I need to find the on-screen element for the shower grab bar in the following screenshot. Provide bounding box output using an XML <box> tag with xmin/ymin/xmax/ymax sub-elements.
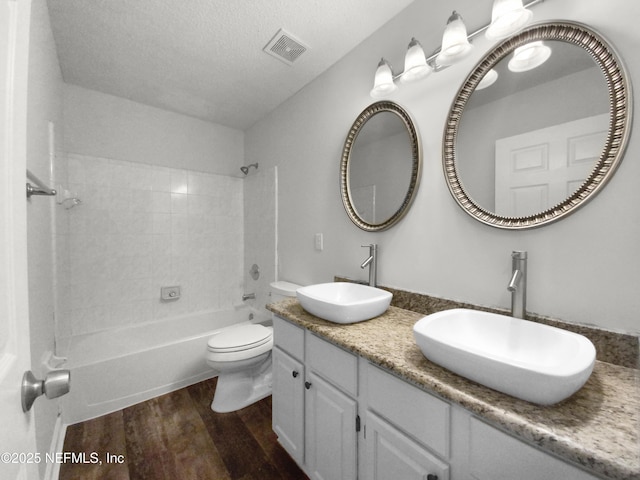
<box><xmin>26</xmin><ymin>169</ymin><xmax>56</xmax><ymax>198</ymax></box>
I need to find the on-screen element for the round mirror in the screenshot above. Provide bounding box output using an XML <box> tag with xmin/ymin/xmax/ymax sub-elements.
<box><xmin>341</xmin><ymin>101</ymin><xmax>421</xmax><ymax>231</ymax></box>
<box><xmin>443</xmin><ymin>22</ymin><xmax>632</xmax><ymax>229</ymax></box>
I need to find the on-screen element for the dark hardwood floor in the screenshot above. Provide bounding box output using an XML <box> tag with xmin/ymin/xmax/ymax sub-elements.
<box><xmin>60</xmin><ymin>378</ymin><xmax>309</xmax><ymax>480</ymax></box>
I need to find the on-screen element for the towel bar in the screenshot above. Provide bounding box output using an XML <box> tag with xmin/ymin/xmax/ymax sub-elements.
<box><xmin>26</xmin><ymin>169</ymin><xmax>56</xmax><ymax>198</ymax></box>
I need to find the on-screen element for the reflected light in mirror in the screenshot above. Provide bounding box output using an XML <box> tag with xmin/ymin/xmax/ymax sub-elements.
<box><xmin>486</xmin><ymin>0</ymin><xmax>533</xmax><ymax>40</ymax></box>
<box><xmin>476</xmin><ymin>69</ymin><xmax>499</xmax><ymax>90</ymax></box>
<box><xmin>436</xmin><ymin>11</ymin><xmax>473</xmax><ymax>66</ymax></box>
<box><xmin>508</xmin><ymin>41</ymin><xmax>552</xmax><ymax>72</ymax></box>
<box><xmin>370</xmin><ymin>58</ymin><xmax>397</xmax><ymax>98</ymax></box>
<box><xmin>399</xmin><ymin>38</ymin><xmax>432</xmax><ymax>84</ymax></box>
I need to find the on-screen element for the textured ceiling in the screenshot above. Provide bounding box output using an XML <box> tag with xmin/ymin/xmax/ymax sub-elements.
<box><xmin>46</xmin><ymin>0</ymin><xmax>415</xmax><ymax>130</ymax></box>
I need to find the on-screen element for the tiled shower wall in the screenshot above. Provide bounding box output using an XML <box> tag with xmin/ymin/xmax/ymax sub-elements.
<box><xmin>55</xmin><ymin>153</ymin><xmax>244</xmax><ymax>339</ymax></box>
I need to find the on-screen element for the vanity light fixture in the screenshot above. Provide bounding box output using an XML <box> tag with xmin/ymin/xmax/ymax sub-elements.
<box><xmin>486</xmin><ymin>0</ymin><xmax>534</xmax><ymax>40</ymax></box>
<box><xmin>436</xmin><ymin>11</ymin><xmax>473</xmax><ymax>66</ymax></box>
<box><xmin>370</xmin><ymin>58</ymin><xmax>398</xmax><ymax>98</ymax></box>
<box><xmin>508</xmin><ymin>40</ymin><xmax>552</xmax><ymax>72</ymax></box>
<box><xmin>399</xmin><ymin>38</ymin><xmax>433</xmax><ymax>84</ymax></box>
<box><xmin>368</xmin><ymin>0</ymin><xmax>543</xmax><ymax>98</ymax></box>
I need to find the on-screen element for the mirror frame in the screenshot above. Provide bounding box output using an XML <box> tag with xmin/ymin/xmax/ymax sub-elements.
<box><xmin>341</xmin><ymin>101</ymin><xmax>422</xmax><ymax>231</ymax></box>
<box><xmin>443</xmin><ymin>21</ymin><xmax>632</xmax><ymax>229</ymax></box>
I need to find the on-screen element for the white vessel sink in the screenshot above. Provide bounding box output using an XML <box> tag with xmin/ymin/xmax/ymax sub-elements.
<box><xmin>413</xmin><ymin>308</ymin><xmax>596</xmax><ymax>405</ymax></box>
<box><xmin>296</xmin><ymin>282</ymin><xmax>392</xmax><ymax>324</ymax></box>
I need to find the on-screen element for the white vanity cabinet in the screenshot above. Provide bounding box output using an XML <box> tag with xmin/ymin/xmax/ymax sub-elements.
<box><xmin>273</xmin><ymin>317</ymin><xmax>358</xmax><ymax>480</ymax></box>
<box><xmin>272</xmin><ymin>316</ymin><xmax>599</xmax><ymax>480</ymax></box>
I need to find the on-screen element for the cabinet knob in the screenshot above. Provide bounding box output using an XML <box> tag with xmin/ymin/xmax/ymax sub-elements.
<box><xmin>426</xmin><ymin>475</ymin><xmax>438</xmax><ymax>480</ymax></box>
<box><xmin>292</xmin><ymin>371</ymin><xmax>299</xmax><ymax>378</ymax></box>
<box><xmin>305</xmin><ymin>381</ymin><xmax>312</xmax><ymax>390</ymax></box>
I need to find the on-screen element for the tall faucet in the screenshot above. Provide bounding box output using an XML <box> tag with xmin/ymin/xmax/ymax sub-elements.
<box><xmin>360</xmin><ymin>244</ymin><xmax>378</xmax><ymax>287</ymax></box>
<box><xmin>507</xmin><ymin>250</ymin><xmax>527</xmax><ymax>318</ymax></box>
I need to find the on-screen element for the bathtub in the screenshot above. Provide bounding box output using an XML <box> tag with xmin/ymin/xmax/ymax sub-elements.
<box><xmin>60</xmin><ymin>306</ymin><xmax>270</xmax><ymax>425</ymax></box>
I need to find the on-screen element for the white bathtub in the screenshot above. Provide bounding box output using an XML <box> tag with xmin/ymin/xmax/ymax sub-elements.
<box><xmin>61</xmin><ymin>306</ymin><xmax>270</xmax><ymax>425</ymax></box>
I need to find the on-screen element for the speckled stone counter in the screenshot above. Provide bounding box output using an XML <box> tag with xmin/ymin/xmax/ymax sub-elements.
<box><xmin>267</xmin><ymin>299</ymin><xmax>640</xmax><ymax>480</ymax></box>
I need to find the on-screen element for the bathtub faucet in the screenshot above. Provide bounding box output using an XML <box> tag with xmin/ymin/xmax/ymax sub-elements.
<box><xmin>242</xmin><ymin>293</ymin><xmax>256</xmax><ymax>301</ymax></box>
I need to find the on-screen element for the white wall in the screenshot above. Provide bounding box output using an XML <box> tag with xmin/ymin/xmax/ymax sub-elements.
<box><xmin>63</xmin><ymin>84</ymin><xmax>245</xmax><ymax>176</ymax></box>
<box><xmin>246</xmin><ymin>0</ymin><xmax>640</xmax><ymax>334</ymax></box>
<box><xmin>26</xmin><ymin>0</ymin><xmax>64</xmax><ymax>473</ymax></box>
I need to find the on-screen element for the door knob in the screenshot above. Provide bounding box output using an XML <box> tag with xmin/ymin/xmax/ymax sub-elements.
<box><xmin>21</xmin><ymin>369</ymin><xmax>70</xmax><ymax>412</ymax></box>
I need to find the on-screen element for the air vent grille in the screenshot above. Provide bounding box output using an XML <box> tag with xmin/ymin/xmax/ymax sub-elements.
<box><xmin>263</xmin><ymin>28</ymin><xmax>308</xmax><ymax>65</ymax></box>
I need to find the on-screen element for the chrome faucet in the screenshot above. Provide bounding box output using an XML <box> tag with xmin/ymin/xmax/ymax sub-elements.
<box><xmin>507</xmin><ymin>251</ymin><xmax>527</xmax><ymax>318</ymax></box>
<box><xmin>360</xmin><ymin>244</ymin><xmax>378</xmax><ymax>286</ymax></box>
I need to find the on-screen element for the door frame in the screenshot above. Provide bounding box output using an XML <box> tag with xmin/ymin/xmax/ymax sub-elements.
<box><xmin>0</xmin><ymin>0</ymin><xmax>38</xmax><ymax>478</ymax></box>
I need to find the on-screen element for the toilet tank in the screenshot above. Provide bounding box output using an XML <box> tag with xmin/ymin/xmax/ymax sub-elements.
<box><xmin>270</xmin><ymin>281</ymin><xmax>301</xmax><ymax>303</ymax></box>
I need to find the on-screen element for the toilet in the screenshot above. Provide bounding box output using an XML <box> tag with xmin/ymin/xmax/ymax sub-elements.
<box><xmin>206</xmin><ymin>280</ymin><xmax>300</xmax><ymax>413</ymax></box>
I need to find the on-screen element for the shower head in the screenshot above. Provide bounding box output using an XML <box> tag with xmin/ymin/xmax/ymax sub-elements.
<box><xmin>240</xmin><ymin>163</ymin><xmax>259</xmax><ymax>176</ymax></box>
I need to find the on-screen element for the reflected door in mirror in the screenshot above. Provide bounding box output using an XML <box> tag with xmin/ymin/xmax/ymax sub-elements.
<box><xmin>494</xmin><ymin>114</ymin><xmax>608</xmax><ymax>216</ymax></box>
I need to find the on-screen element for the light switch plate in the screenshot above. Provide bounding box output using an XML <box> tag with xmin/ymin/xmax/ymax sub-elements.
<box><xmin>314</xmin><ymin>233</ymin><xmax>323</xmax><ymax>251</ymax></box>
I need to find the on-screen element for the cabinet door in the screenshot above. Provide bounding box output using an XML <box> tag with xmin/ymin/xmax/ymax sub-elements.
<box><xmin>305</xmin><ymin>371</ymin><xmax>358</xmax><ymax>480</ymax></box>
<box><xmin>272</xmin><ymin>347</ymin><xmax>305</xmax><ymax>465</ymax></box>
<box><xmin>366</xmin><ymin>411</ymin><xmax>449</xmax><ymax>480</ymax></box>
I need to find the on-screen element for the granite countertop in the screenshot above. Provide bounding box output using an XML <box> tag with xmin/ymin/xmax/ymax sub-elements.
<box><xmin>267</xmin><ymin>299</ymin><xmax>640</xmax><ymax>480</ymax></box>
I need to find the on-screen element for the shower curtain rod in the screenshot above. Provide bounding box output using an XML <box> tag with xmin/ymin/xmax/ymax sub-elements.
<box><xmin>26</xmin><ymin>169</ymin><xmax>56</xmax><ymax>198</ymax></box>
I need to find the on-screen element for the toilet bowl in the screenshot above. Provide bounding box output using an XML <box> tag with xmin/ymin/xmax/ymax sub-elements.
<box><xmin>206</xmin><ymin>323</ymin><xmax>274</xmax><ymax>413</ymax></box>
<box><xmin>205</xmin><ymin>280</ymin><xmax>300</xmax><ymax>413</ymax></box>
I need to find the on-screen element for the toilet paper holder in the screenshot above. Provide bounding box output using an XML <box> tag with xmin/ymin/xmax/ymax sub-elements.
<box><xmin>21</xmin><ymin>369</ymin><xmax>70</xmax><ymax>412</ymax></box>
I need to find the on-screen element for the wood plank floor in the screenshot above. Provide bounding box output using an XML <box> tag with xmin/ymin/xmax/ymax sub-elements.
<box><xmin>59</xmin><ymin>378</ymin><xmax>309</xmax><ymax>480</ymax></box>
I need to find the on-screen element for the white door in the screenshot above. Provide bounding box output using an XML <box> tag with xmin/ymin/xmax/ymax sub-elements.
<box><xmin>0</xmin><ymin>0</ymin><xmax>38</xmax><ymax>479</ymax></box>
<box><xmin>494</xmin><ymin>114</ymin><xmax>608</xmax><ymax>217</ymax></box>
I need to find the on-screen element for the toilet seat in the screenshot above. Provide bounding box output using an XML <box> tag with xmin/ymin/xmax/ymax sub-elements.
<box><xmin>208</xmin><ymin>324</ymin><xmax>272</xmax><ymax>352</ymax></box>
<box><xmin>207</xmin><ymin>324</ymin><xmax>273</xmax><ymax>359</ymax></box>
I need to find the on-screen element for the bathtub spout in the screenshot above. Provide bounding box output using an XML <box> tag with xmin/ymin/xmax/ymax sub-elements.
<box><xmin>242</xmin><ymin>293</ymin><xmax>256</xmax><ymax>301</ymax></box>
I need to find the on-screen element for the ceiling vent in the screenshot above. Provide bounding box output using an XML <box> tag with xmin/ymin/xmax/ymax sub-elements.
<box><xmin>263</xmin><ymin>28</ymin><xmax>308</xmax><ymax>66</ymax></box>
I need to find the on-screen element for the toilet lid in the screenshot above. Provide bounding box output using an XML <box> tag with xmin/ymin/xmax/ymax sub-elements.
<box><xmin>207</xmin><ymin>324</ymin><xmax>272</xmax><ymax>352</ymax></box>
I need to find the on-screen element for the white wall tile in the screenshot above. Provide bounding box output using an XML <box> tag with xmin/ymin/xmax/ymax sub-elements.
<box><xmin>57</xmin><ymin>154</ymin><xmax>244</xmax><ymax>335</ymax></box>
<box><xmin>151</xmin><ymin>167</ymin><xmax>172</xmax><ymax>192</ymax></box>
